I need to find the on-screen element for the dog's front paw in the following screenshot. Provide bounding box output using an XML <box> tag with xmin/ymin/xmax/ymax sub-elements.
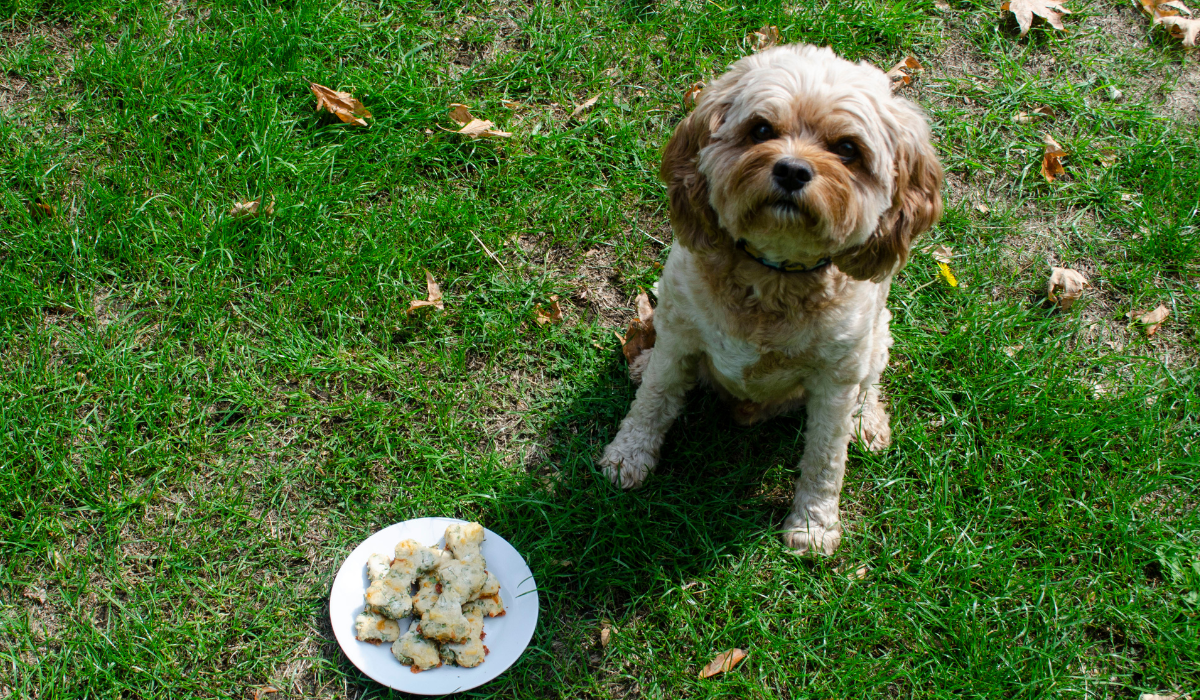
<box><xmin>854</xmin><ymin>398</ymin><xmax>891</xmax><ymax>452</ymax></box>
<box><xmin>781</xmin><ymin>512</ymin><xmax>842</xmax><ymax>555</ymax></box>
<box><xmin>599</xmin><ymin>442</ymin><xmax>656</xmax><ymax>489</ymax></box>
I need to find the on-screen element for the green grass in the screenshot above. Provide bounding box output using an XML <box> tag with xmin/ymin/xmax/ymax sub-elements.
<box><xmin>1</xmin><ymin>0</ymin><xmax>1198</xmax><ymax>698</ymax></box>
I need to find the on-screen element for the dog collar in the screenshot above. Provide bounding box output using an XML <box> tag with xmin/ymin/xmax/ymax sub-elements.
<box><xmin>736</xmin><ymin>239</ymin><xmax>831</xmax><ymax>273</ymax></box>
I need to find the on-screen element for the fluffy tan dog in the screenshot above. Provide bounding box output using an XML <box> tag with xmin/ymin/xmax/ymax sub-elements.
<box><xmin>600</xmin><ymin>44</ymin><xmax>943</xmax><ymax>555</ymax></box>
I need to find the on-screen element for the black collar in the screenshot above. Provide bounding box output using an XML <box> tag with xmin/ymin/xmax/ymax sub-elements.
<box><xmin>736</xmin><ymin>239</ymin><xmax>831</xmax><ymax>273</ymax></box>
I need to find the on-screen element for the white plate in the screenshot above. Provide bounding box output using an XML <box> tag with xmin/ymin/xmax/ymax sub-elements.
<box><xmin>330</xmin><ymin>518</ymin><xmax>539</xmax><ymax>694</ymax></box>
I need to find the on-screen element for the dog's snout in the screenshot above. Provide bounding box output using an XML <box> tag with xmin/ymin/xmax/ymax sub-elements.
<box><xmin>772</xmin><ymin>159</ymin><xmax>813</xmax><ymax>193</ymax></box>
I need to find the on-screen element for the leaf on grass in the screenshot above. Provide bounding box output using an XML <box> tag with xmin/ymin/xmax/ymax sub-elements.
<box><xmin>748</xmin><ymin>25</ymin><xmax>780</xmax><ymax>51</ymax></box>
<box><xmin>23</xmin><ymin>587</ymin><xmax>47</xmax><ymax>604</ymax></box>
<box><xmin>923</xmin><ymin>244</ymin><xmax>953</xmax><ymax>264</ymax></box>
<box><xmin>886</xmin><ymin>56</ymin><xmax>924</xmax><ymax>90</ymax></box>
<box><xmin>229</xmin><ymin>197</ymin><xmax>275</xmax><ymax>218</ymax></box>
<box><xmin>975</xmin><ymin>202</ymin><xmax>991</xmax><ymax>214</ymax></box>
<box><xmin>1041</xmin><ymin>133</ymin><xmax>1067</xmax><ymax>182</ymax></box>
<box><xmin>937</xmin><ymin>262</ymin><xmax>958</xmax><ymax>287</ymax></box>
<box><xmin>699</xmin><ymin>648</ymin><xmax>748</xmax><ymax>678</ymax></box>
<box><xmin>622</xmin><ymin>293</ymin><xmax>656</xmax><ymax>363</ymax></box>
<box><xmin>1013</xmin><ymin>105</ymin><xmax>1055</xmax><ymax>123</ymax></box>
<box><xmin>569</xmin><ymin>95</ymin><xmax>600</xmax><ymax>120</ymax></box>
<box><xmin>683</xmin><ymin>81</ymin><xmax>705</xmax><ymax>108</ymax></box>
<box><xmin>310</xmin><ymin>82</ymin><xmax>371</xmax><ymax>126</ymax></box>
<box><xmin>935</xmin><ymin>0</ymin><xmax>953</xmax><ymax>8</ymax></box>
<box><xmin>1046</xmin><ymin>266</ymin><xmax>1090</xmax><ymax>309</ymax></box>
<box><xmin>1138</xmin><ymin>0</ymin><xmax>1200</xmax><ymax>45</ymax></box>
<box><xmin>1138</xmin><ymin>694</ymin><xmax>1181</xmax><ymax>700</ymax></box>
<box><xmin>534</xmin><ymin>295</ymin><xmax>564</xmax><ymax>326</ymax></box>
<box><xmin>1001</xmin><ymin>0</ymin><xmax>1071</xmax><ymax>36</ymax></box>
<box><xmin>600</xmin><ymin>626</ymin><xmax>611</xmax><ymax>647</ymax></box>
<box><xmin>31</xmin><ymin>201</ymin><xmax>54</xmax><ymax>219</ymax></box>
<box><xmin>1130</xmin><ymin>305</ymin><xmax>1169</xmax><ymax>336</ymax></box>
<box><xmin>446</xmin><ymin>103</ymin><xmax>512</xmax><ymax>139</ymax></box>
<box><xmin>500</xmin><ymin>99</ymin><xmax>523</xmax><ymax>110</ymax></box>
<box><xmin>253</xmin><ymin>688</ymin><xmax>279</xmax><ymax>700</ymax></box>
<box><xmin>408</xmin><ymin>271</ymin><xmax>444</xmax><ymax>313</ymax></box>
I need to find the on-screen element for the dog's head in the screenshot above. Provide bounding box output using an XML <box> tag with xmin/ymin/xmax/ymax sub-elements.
<box><xmin>662</xmin><ymin>44</ymin><xmax>943</xmax><ymax>282</ymax></box>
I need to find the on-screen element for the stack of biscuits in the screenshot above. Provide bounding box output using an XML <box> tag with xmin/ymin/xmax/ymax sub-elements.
<box><xmin>353</xmin><ymin>522</ymin><xmax>506</xmax><ymax>672</ymax></box>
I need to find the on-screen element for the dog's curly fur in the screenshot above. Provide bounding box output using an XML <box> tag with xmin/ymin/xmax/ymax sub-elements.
<box><xmin>600</xmin><ymin>45</ymin><xmax>943</xmax><ymax>555</ymax></box>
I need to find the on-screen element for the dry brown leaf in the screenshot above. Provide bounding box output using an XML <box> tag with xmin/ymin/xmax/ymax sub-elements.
<box><xmin>975</xmin><ymin>202</ymin><xmax>991</xmax><ymax>214</ymax></box>
<box><xmin>1097</xmin><ymin>150</ymin><xmax>1118</xmax><ymax>167</ymax></box>
<box><xmin>886</xmin><ymin>56</ymin><xmax>924</xmax><ymax>90</ymax></box>
<box><xmin>935</xmin><ymin>0</ymin><xmax>952</xmax><ymax>8</ymax></box>
<box><xmin>253</xmin><ymin>688</ymin><xmax>279</xmax><ymax>700</ymax></box>
<box><xmin>622</xmin><ymin>293</ymin><xmax>657</xmax><ymax>363</ymax></box>
<box><xmin>1001</xmin><ymin>0</ymin><xmax>1071</xmax><ymax>35</ymax></box>
<box><xmin>1138</xmin><ymin>0</ymin><xmax>1200</xmax><ymax>45</ymax></box>
<box><xmin>1131</xmin><ymin>304</ymin><xmax>1170</xmax><ymax>336</ymax></box>
<box><xmin>699</xmin><ymin>648</ymin><xmax>748</xmax><ymax>678</ymax></box>
<box><xmin>1158</xmin><ymin>14</ymin><xmax>1200</xmax><ymax>44</ymax></box>
<box><xmin>23</xmin><ymin>587</ymin><xmax>47</xmax><ymax>604</ymax></box>
<box><xmin>310</xmin><ymin>82</ymin><xmax>371</xmax><ymax>127</ymax></box>
<box><xmin>500</xmin><ymin>99</ymin><xmax>523</xmax><ymax>110</ymax></box>
<box><xmin>31</xmin><ymin>201</ymin><xmax>53</xmax><ymax>219</ymax></box>
<box><xmin>683</xmin><ymin>81</ymin><xmax>705</xmax><ymax>108</ymax></box>
<box><xmin>449</xmin><ymin>103</ymin><xmax>474</xmax><ymax>126</ymax></box>
<box><xmin>923</xmin><ymin>244</ymin><xmax>953</xmax><ymax>264</ymax></box>
<box><xmin>534</xmin><ymin>295</ymin><xmax>564</xmax><ymax>326</ymax></box>
<box><xmin>1046</xmin><ymin>267</ymin><xmax>1090</xmax><ymax>309</ymax></box>
<box><xmin>748</xmin><ymin>25</ymin><xmax>781</xmax><ymax>51</ymax></box>
<box><xmin>456</xmin><ymin>118</ymin><xmax>512</xmax><ymax>139</ymax></box>
<box><xmin>1041</xmin><ymin>133</ymin><xmax>1067</xmax><ymax>182</ymax></box>
<box><xmin>229</xmin><ymin>197</ymin><xmax>275</xmax><ymax>218</ymax></box>
<box><xmin>569</xmin><ymin>95</ymin><xmax>600</xmax><ymax>120</ymax></box>
<box><xmin>600</xmin><ymin>626</ymin><xmax>611</xmax><ymax>647</ymax></box>
<box><xmin>408</xmin><ymin>270</ymin><xmax>444</xmax><ymax>313</ymax></box>
<box><xmin>1013</xmin><ymin>105</ymin><xmax>1055</xmax><ymax>123</ymax></box>
<box><xmin>1138</xmin><ymin>694</ymin><xmax>1181</xmax><ymax>700</ymax></box>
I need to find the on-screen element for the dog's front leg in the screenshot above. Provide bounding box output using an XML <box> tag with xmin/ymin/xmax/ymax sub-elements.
<box><xmin>782</xmin><ymin>378</ymin><xmax>860</xmax><ymax>555</ymax></box>
<box><xmin>599</xmin><ymin>340</ymin><xmax>698</xmax><ymax>489</ymax></box>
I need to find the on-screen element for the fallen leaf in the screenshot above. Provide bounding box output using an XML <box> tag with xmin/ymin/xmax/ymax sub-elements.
<box><xmin>1157</xmin><ymin>14</ymin><xmax>1200</xmax><ymax>44</ymax></box>
<box><xmin>622</xmin><ymin>293</ymin><xmax>656</xmax><ymax>363</ymax></box>
<box><xmin>1138</xmin><ymin>0</ymin><xmax>1200</xmax><ymax>46</ymax></box>
<box><xmin>534</xmin><ymin>295</ymin><xmax>564</xmax><ymax>326</ymax></box>
<box><xmin>748</xmin><ymin>25</ymin><xmax>780</xmax><ymax>51</ymax></box>
<box><xmin>848</xmin><ymin>564</ymin><xmax>870</xmax><ymax>580</ymax></box>
<box><xmin>23</xmin><ymin>587</ymin><xmax>47</xmax><ymax>604</ymax></box>
<box><xmin>50</xmin><ymin>550</ymin><xmax>67</xmax><ymax>570</ymax></box>
<box><xmin>937</xmin><ymin>262</ymin><xmax>959</xmax><ymax>287</ymax></box>
<box><xmin>1138</xmin><ymin>694</ymin><xmax>1180</xmax><ymax>700</ymax></box>
<box><xmin>1041</xmin><ymin>133</ymin><xmax>1066</xmax><ymax>182</ymax></box>
<box><xmin>683</xmin><ymin>81</ymin><xmax>705</xmax><ymax>108</ymax></box>
<box><xmin>31</xmin><ymin>201</ymin><xmax>53</xmax><ymax>219</ymax></box>
<box><xmin>1001</xmin><ymin>0</ymin><xmax>1071</xmax><ymax>35</ymax></box>
<box><xmin>408</xmin><ymin>271</ymin><xmax>444</xmax><ymax>313</ymax></box>
<box><xmin>935</xmin><ymin>0</ymin><xmax>952</xmax><ymax>8</ymax></box>
<box><xmin>699</xmin><ymin>648</ymin><xmax>748</xmax><ymax>678</ymax></box>
<box><xmin>1097</xmin><ymin>150</ymin><xmax>1117</xmax><ymax>167</ymax></box>
<box><xmin>886</xmin><ymin>56</ymin><xmax>924</xmax><ymax>90</ymax></box>
<box><xmin>1013</xmin><ymin>105</ymin><xmax>1055</xmax><ymax>123</ymax></box>
<box><xmin>457</xmin><ymin>119</ymin><xmax>512</xmax><ymax>139</ymax></box>
<box><xmin>1107</xmin><ymin>86</ymin><xmax>1124</xmax><ymax>101</ymax></box>
<box><xmin>975</xmin><ymin>202</ymin><xmax>991</xmax><ymax>214</ymax></box>
<box><xmin>600</xmin><ymin>626</ymin><xmax>611</xmax><ymax>647</ymax></box>
<box><xmin>1131</xmin><ymin>304</ymin><xmax>1170</xmax><ymax>336</ymax></box>
<box><xmin>923</xmin><ymin>244</ymin><xmax>953</xmax><ymax>264</ymax></box>
<box><xmin>1003</xmin><ymin>344</ymin><xmax>1024</xmax><ymax>357</ymax></box>
<box><xmin>310</xmin><ymin>82</ymin><xmax>371</xmax><ymax>127</ymax></box>
<box><xmin>500</xmin><ymin>99</ymin><xmax>523</xmax><ymax>109</ymax></box>
<box><xmin>569</xmin><ymin>95</ymin><xmax>600</xmax><ymax>120</ymax></box>
<box><xmin>253</xmin><ymin>688</ymin><xmax>279</xmax><ymax>700</ymax></box>
<box><xmin>1046</xmin><ymin>267</ymin><xmax>1090</xmax><ymax>309</ymax></box>
<box><xmin>229</xmin><ymin>197</ymin><xmax>275</xmax><ymax>218</ymax></box>
<box><xmin>448</xmin><ymin>103</ymin><xmax>474</xmax><ymax>126</ymax></box>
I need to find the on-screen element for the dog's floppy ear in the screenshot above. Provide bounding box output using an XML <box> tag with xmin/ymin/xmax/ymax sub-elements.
<box><xmin>660</xmin><ymin>93</ymin><xmax>729</xmax><ymax>252</ymax></box>
<box><xmin>833</xmin><ymin>100</ymin><xmax>944</xmax><ymax>283</ymax></box>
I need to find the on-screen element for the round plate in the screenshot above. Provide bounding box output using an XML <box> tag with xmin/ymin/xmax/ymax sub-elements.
<box><xmin>330</xmin><ymin>518</ymin><xmax>539</xmax><ymax>694</ymax></box>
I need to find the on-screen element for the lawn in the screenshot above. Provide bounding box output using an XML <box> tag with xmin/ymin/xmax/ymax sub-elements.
<box><xmin>1</xmin><ymin>0</ymin><xmax>1199</xmax><ymax>698</ymax></box>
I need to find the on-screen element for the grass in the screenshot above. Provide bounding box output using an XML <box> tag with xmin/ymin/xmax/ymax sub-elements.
<box><xmin>1</xmin><ymin>0</ymin><xmax>1198</xmax><ymax>697</ymax></box>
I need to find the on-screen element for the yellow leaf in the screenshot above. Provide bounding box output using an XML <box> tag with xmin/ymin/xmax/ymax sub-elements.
<box><xmin>699</xmin><ymin>648</ymin><xmax>748</xmax><ymax>678</ymax></box>
<box><xmin>309</xmin><ymin>82</ymin><xmax>371</xmax><ymax>127</ymax></box>
<box><xmin>937</xmin><ymin>262</ymin><xmax>958</xmax><ymax>287</ymax></box>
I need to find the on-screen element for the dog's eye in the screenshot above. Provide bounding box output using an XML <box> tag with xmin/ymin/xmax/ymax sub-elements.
<box><xmin>832</xmin><ymin>140</ymin><xmax>859</xmax><ymax>162</ymax></box>
<box><xmin>750</xmin><ymin>122</ymin><xmax>777</xmax><ymax>143</ymax></box>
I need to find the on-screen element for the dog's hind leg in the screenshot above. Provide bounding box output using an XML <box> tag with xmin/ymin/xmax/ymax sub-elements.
<box><xmin>600</xmin><ymin>337</ymin><xmax>698</xmax><ymax>489</ymax></box>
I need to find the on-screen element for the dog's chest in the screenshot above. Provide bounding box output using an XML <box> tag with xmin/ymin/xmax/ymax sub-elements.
<box><xmin>702</xmin><ymin>326</ymin><xmax>819</xmax><ymax>400</ymax></box>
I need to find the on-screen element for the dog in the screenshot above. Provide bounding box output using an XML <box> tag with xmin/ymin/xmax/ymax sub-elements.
<box><xmin>599</xmin><ymin>44</ymin><xmax>943</xmax><ymax>555</ymax></box>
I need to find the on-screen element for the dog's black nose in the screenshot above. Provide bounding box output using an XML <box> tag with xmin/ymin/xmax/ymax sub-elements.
<box><xmin>773</xmin><ymin>159</ymin><xmax>813</xmax><ymax>193</ymax></box>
